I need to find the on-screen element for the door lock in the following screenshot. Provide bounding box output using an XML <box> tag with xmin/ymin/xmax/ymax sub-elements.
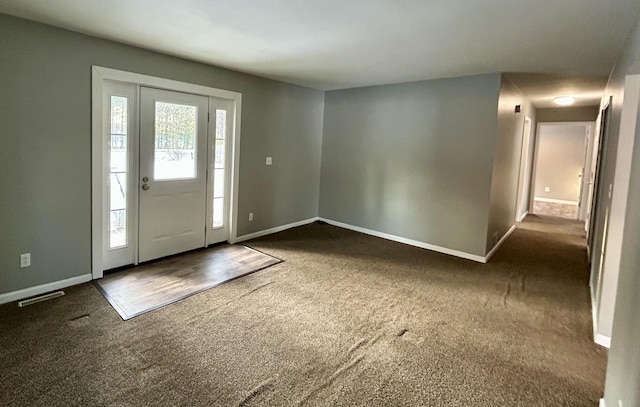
<box><xmin>142</xmin><ymin>176</ymin><xmax>149</xmax><ymax>182</ymax></box>
<box><xmin>142</xmin><ymin>184</ymin><xmax>150</xmax><ymax>191</ymax></box>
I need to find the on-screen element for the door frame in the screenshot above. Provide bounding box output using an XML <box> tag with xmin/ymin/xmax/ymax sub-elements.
<box><xmin>587</xmin><ymin>98</ymin><xmax>612</xmax><ymax>251</ymax></box>
<box><xmin>91</xmin><ymin>66</ymin><xmax>242</xmax><ymax>280</ymax></box>
<box><xmin>515</xmin><ymin>116</ymin><xmax>533</xmax><ymax>222</ymax></box>
<box><xmin>530</xmin><ymin>121</ymin><xmax>592</xmax><ymax>220</ymax></box>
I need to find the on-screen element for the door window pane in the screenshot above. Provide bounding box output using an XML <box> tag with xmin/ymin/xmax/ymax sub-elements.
<box><xmin>213</xmin><ymin>198</ymin><xmax>224</xmax><ymax>228</ymax></box>
<box><xmin>216</xmin><ymin>110</ymin><xmax>226</xmax><ymax>140</ymax></box>
<box><xmin>154</xmin><ymin>102</ymin><xmax>197</xmax><ymax>180</ymax></box>
<box><xmin>109</xmin><ymin>96</ymin><xmax>128</xmax><ymax>249</ymax></box>
<box><xmin>213</xmin><ymin>168</ymin><xmax>224</xmax><ymax>198</ymax></box>
<box><xmin>215</xmin><ymin>139</ymin><xmax>225</xmax><ymax>169</ymax></box>
<box><xmin>212</xmin><ymin>109</ymin><xmax>226</xmax><ymax>228</ymax></box>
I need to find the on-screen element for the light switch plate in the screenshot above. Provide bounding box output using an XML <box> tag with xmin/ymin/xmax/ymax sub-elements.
<box><xmin>266</xmin><ymin>157</ymin><xmax>272</xmax><ymax>165</ymax></box>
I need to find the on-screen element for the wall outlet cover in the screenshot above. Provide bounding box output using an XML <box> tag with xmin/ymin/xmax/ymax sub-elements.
<box><xmin>20</xmin><ymin>253</ymin><xmax>31</xmax><ymax>268</ymax></box>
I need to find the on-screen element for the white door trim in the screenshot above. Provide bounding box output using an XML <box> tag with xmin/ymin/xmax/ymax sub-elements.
<box><xmin>91</xmin><ymin>66</ymin><xmax>242</xmax><ymax>279</ymax></box>
<box><xmin>515</xmin><ymin>116</ymin><xmax>533</xmax><ymax>222</ymax></box>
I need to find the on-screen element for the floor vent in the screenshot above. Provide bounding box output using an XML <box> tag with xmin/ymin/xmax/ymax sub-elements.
<box><xmin>18</xmin><ymin>291</ymin><xmax>65</xmax><ymax>307</ymax></box>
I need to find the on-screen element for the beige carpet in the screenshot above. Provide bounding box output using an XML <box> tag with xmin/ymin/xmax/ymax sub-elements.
<box><xmin>0</xmin><ymin>215</ymin><xmax>606</xmax><ymax>406</ymax></box>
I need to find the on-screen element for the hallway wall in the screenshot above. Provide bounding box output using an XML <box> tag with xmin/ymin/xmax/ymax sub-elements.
<box><xmin>533</xmin><ymin>123</ymin><xmax>587</xmax><ymax>203</ymax></box>
<box><xmin>536</xmin><ymin>106</ymin><xmax>598</xmax><ymax>122</ymax></box>
<box><xmin>486</xmin><ymin>76</ymin><xmax>536</xmax><ymax>252</ymax></box>
<box><xmin>601</xmin><ymin>11</ymin><xmax>640</xmax><ymax>407</ymax></box>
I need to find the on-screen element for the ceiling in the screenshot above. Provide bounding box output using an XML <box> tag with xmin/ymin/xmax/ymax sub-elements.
<box><xmin>2</xmin><ymin>0</ymin><xmax>639</xmax><ymax>107</ymax></box>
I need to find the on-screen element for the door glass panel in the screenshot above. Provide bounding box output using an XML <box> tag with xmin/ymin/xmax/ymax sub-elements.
<box><xmin>154</xmin><ymin>102</ymin><xmax>197</xmax><ymax>180</ymax></box>
<box><xmin>109</xmin><ymin>96</ymin><xmax>128</xmax><ymax>249</ymax></box>
<box><xmin>215</xmin><ymin>139</ymin><xmax>225</xmax><ymax>168</ymax></box>
<box><xmin>216</xmin><ymin>110</ymin><xmax>226</xmax><ymax>140</ymax></box>
<box><xmin>213</xmin><ymin>198</ymin><xmax>224</xmax><ymax>228</ymax></box>
<box><xmin>213</xmin><ymin>168</ymin><xmax>224</xmax><ymax>199</ymax></box>
<box><xmin>212</xmin><ymin>109</ymin><xmax>226</xmax><ymax>228</ymax></box>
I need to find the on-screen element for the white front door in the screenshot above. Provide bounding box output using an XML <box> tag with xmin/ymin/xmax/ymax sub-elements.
<box><xmin>138</xmin><ymin>87</ymin><xmax>209</xmax><ymax>262</ymax></box>
<box><xmin>95</xmin><ymin>70</ymin><xmax>241</xmax><ymax>276</ymax></box>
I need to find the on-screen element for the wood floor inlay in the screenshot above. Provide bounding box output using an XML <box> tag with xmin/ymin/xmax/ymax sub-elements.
<box><xmin>95</xmin><ymin>245</ymin><xmax>282</xmax><ymax>320</ymax></box>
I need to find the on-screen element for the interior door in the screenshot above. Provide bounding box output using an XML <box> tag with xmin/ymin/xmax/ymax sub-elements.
<box><xmin>139</xmin><ymin>87</ymin><xmax>209</xmax><ymax>262</ymax></box>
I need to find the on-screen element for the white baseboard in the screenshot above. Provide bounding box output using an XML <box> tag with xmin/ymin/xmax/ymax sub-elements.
<box><xmin>0</xmin><ymin>274</ymin><xmax>92</xmax><ymax>305</ymax></box>
<box><xmin>591</xmin><ymin>300</ymin><xmax>611</xmax><ymax>348</ymax></box>
<box><xmin>595</xmin><ymin>333</ymin><xmax>611</xmax><ymax>348</ymax></box>
<box><xmin>234</xmin><ymin>217</ymin><xmax>319</xmax><ymax>243</ymax></box>
<box><xmin>517</xmin><ymin>211</ymin><xmax>529</xmax><ymax>222</ymax></box>
<box><xmin>317</xmin><ymin>217</ymin><xmax>486</xmax><ymax>263</ymax></box>
<box><xmin>533</xmin><ymin>197</ymin><xmax>579</xmax><ymax>206</ymax></box>
<box><xmin>235</xmin><ymin>216</ymin><xmax>516</xmax><ymax>264</ymax></box>
<box><xmin>592</xmin><ymin>298</ymin><xmax>599</xmax><ymax>338</ymax></box>
<box><xmin>484</xmin><ymin>225</ymin><xmax>517</xmax><ymax>262</ymax></box>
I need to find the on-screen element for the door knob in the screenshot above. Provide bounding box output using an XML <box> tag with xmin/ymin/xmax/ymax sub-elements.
<box><xmin>142</xmin><ymin>184</ymin><xmax>150</xmax><ymax>191</ymax></box>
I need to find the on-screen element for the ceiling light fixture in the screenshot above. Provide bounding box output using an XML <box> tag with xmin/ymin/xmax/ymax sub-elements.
<box><xmin>553</xmin><ymin>96</ymin><xmax>575</xmax><ymax>106</ymax></box>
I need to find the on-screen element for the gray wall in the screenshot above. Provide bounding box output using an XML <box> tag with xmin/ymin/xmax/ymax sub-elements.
<box><xmin>0</xmin><ymin>14</ymin><xmax>324</xmax><ymax>295</ymax></box>
<box><xmin>319</xmin><ymin>74</ymin><xmax>501</xmax><ymax>257</ymax></box>
<box><xmin>536</xmin><ymin>106</ymin><xmax>598</xmax><ymax>122</ymax></box>
<box><xmin>533</xmin><ymin>124</ymin><xmax>587</xmax><ymax>202</ymax></box>
<box><xmin>486</xmin><ymin>77</ymin><xmax>536</xmax><ymax>252</ymax></box>
<box><xmin>603</xmin><ymin>12</ymin><xmax>640</xmax><ymax>407</ymax></box>
<box><xmin>590</xmin><ymin>13</ymin><xmax>639</xmax><ymax>341</ymax></box>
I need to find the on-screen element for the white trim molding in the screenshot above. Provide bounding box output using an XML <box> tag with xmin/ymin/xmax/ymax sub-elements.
<box><xmin>599</xmin><ymin>398</ymin><xmax>605</xmax><ymax>407</ymax></box>
<box><xmin>318</xmin><ymin>218</ymin><xmax>488</xmax><ymax>263</ymax></box>
<box><xmin>517</xmin><ymin>211</ymin><xmax>529</xmax><ymax>222</ymax></box>
<box><xmin>533</xmin><ymin>197</ymin><xmax>579</xmax><ymax>206</ymax></box>
<box><xmin>234</xmin><ymin>218</ymin><xmax>318</xmax><ymax>243</ymax></box>
<box><xmin>235</xmin><ymin>217</ymin><xmax>516</xmax><ymax>264</ymax></box>
<box><xmin>485</xmin><ymin>225</ymin><xmax>517</xmax><ymax>262</ymax></box>
<box><xmin>0</xmin><ymin>274</ymin><xmax>92</xmax><ymax>305</ymax></box>
<box><xmin>591</xmin><ymin>289</ymin><xmax>611</xmax><ymax>348</ymax></box>
<box><xmin>595</xmin><ymin>333</ymin><xmax>611</xmax><ymax>348</ymax></box>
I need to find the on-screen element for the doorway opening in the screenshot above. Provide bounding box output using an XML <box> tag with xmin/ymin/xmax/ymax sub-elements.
<box><xmin>91</xmin><ymin>67</ymin><xmax>242</xmax><ymax>279</ymax></box>
<box><xmin>530</xmin><ymin>122</ymin><xmax>595</xmax><ymax>220</ymax></box>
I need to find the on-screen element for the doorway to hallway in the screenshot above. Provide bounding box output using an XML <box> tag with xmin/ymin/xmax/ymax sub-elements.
<box><xmin>531</xmin><ymin>122</ymin><xmax>595</xmax><ymax>220</ymax></box>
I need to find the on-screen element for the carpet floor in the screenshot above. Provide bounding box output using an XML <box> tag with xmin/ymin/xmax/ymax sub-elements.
<box><xmin>0</xmin><ymin>215</ymin><xmax>606</xmax><ymax>406</ymax></box>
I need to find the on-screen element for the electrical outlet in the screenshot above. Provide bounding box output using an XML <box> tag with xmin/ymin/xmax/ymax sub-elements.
<box><xmin>266</xmin><ymin>157</ymin><xmax>272</xmax><ymax>165</ymax></box>
<box><xmin>248</xmin><ymin>212</ymin><xmax>254</xmax><ymax>221</ymax></box>
<box><xmin>20</xmin><ymin>253</ymin><xmax>31</xmax><ymax>268</ymax></box>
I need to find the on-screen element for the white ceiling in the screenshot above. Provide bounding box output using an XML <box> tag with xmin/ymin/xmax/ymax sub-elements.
<box><xmin>2</xmin><ymin>0</ymin><xmax>639</xmax><ymax>106</ymax></box>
